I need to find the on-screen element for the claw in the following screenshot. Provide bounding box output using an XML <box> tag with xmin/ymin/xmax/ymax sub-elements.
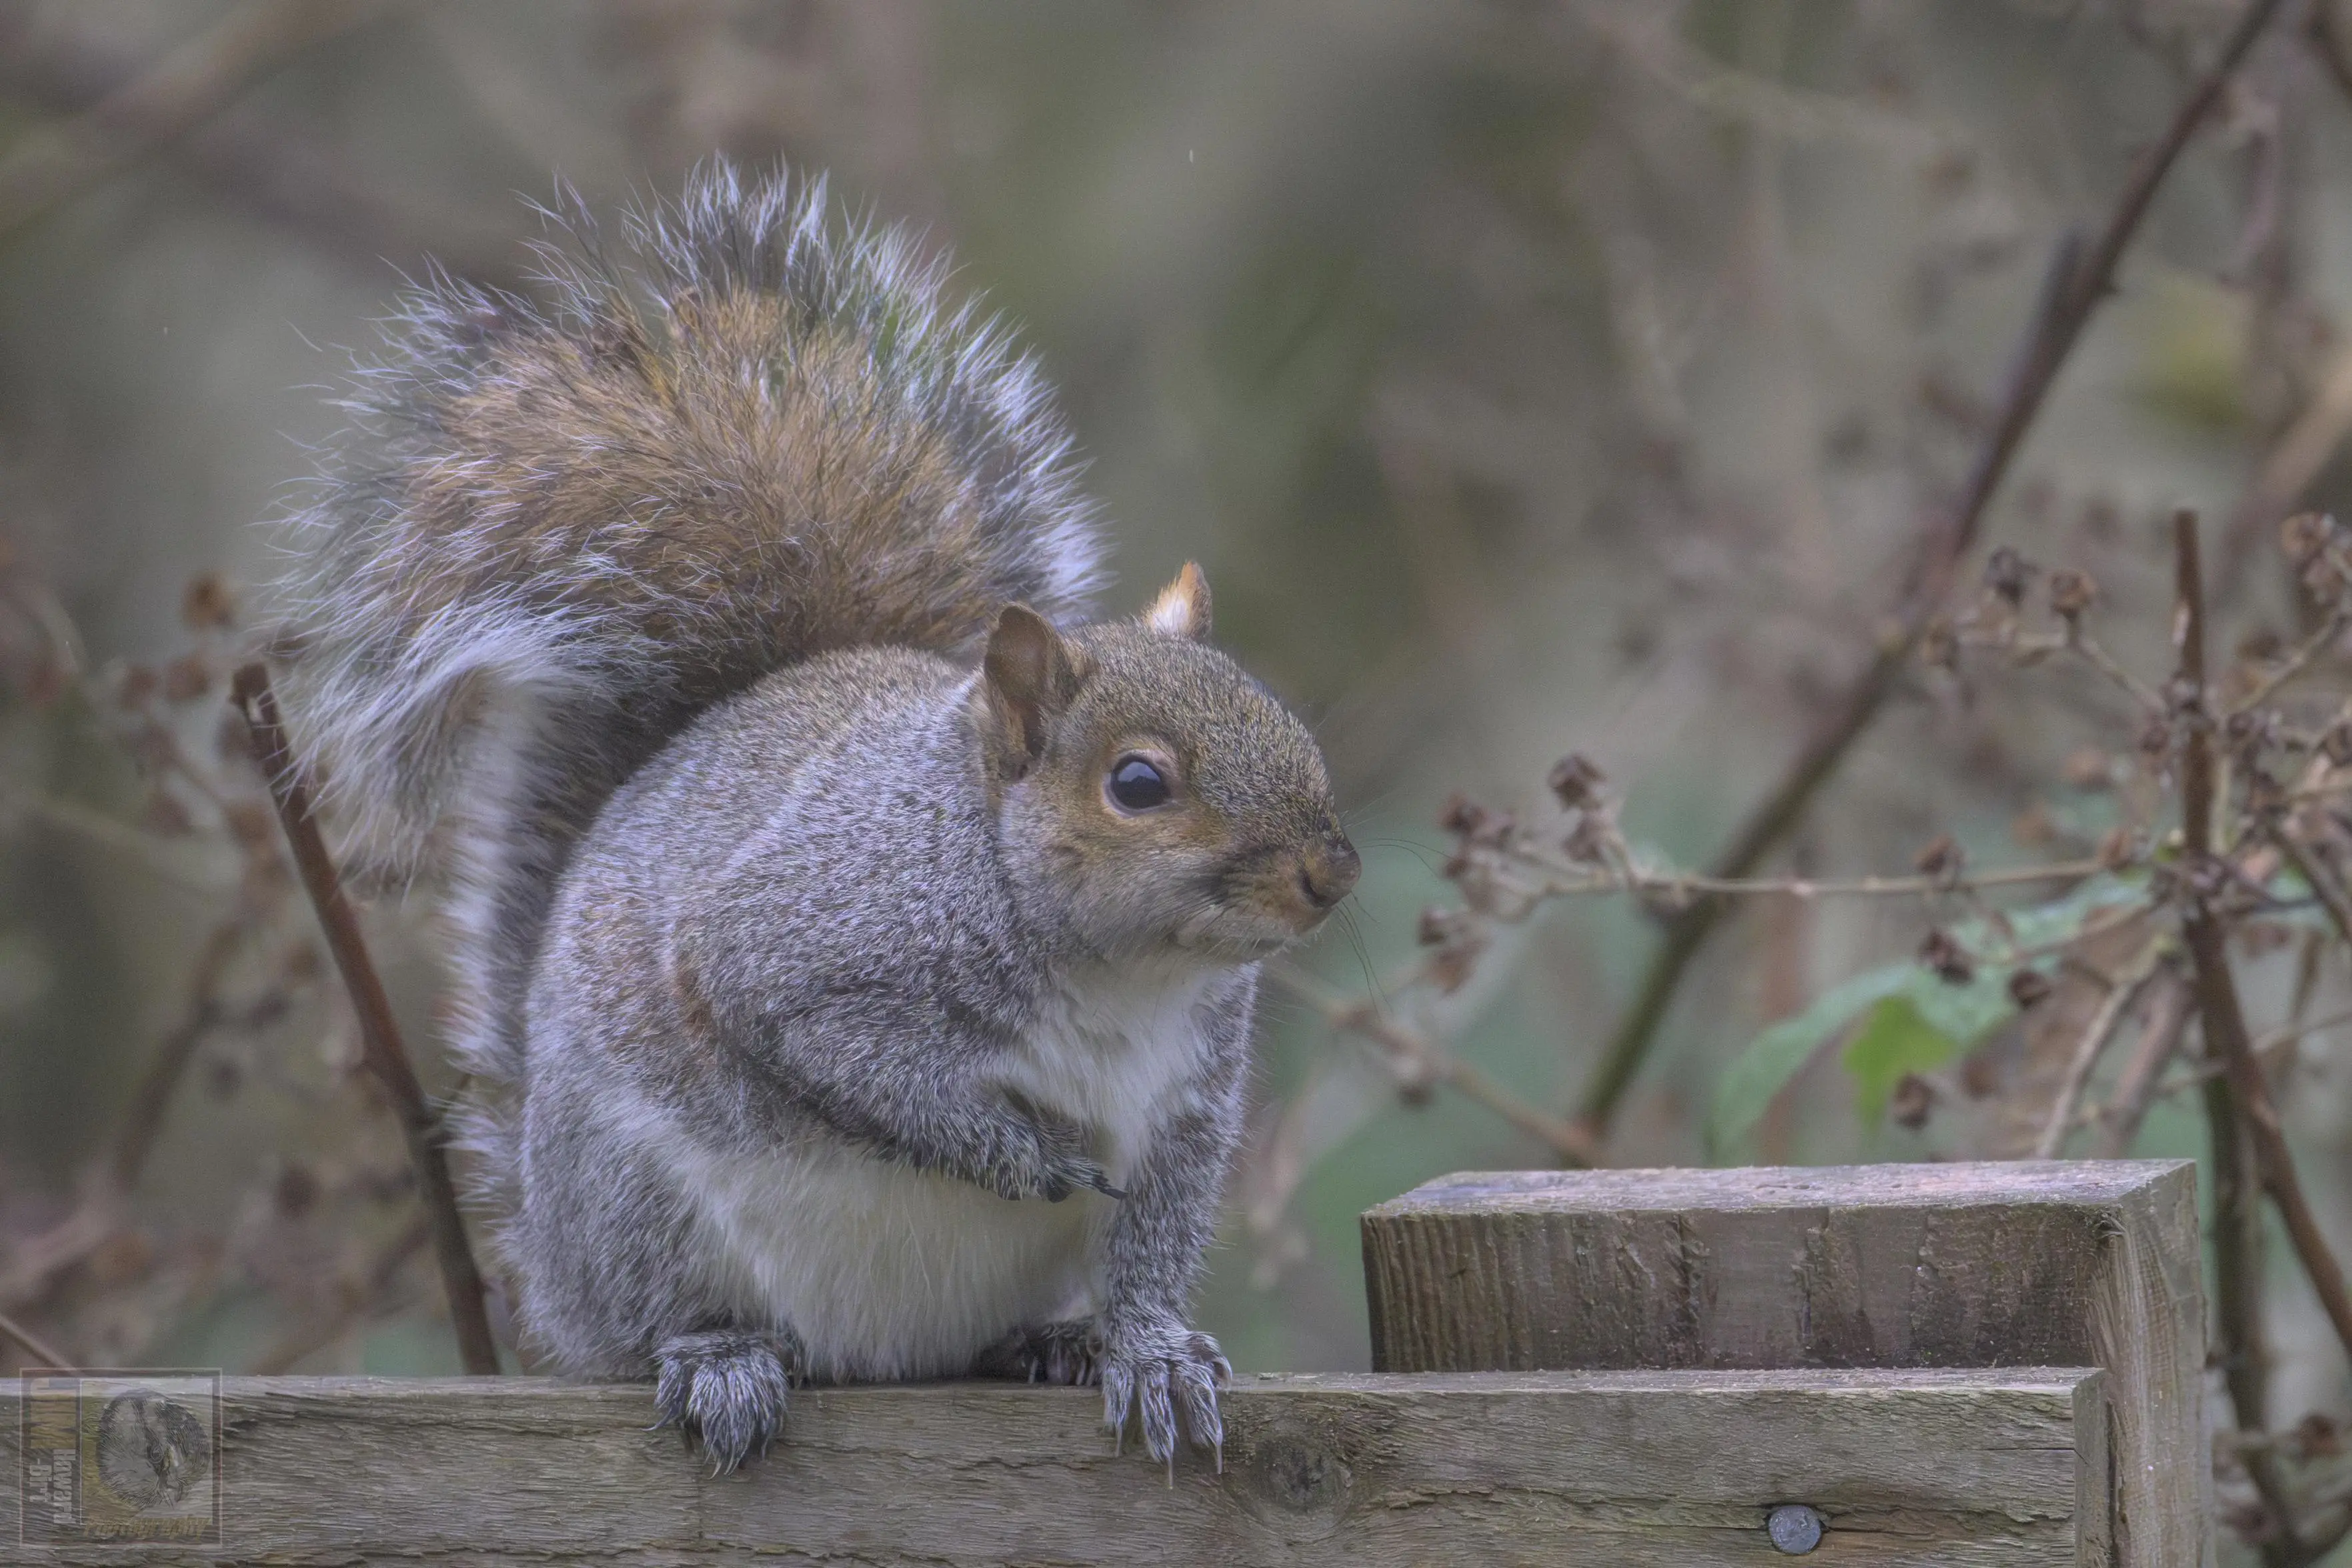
<box><xmin>1101</xmin><ymin>1330</ymin><xmax>1228</xmax><ymax>1477</ymax></box>
<box><xmin>1103</xmin><ymin>1360</ymin><xmax>1134</xmax><ymax>1455</ymax></box>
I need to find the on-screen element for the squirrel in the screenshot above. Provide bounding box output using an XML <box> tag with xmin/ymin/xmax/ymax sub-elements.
<box><xmin>264</xmin><ymin>164</ymin><xmax>1359</xmax><ymax>1474</ymax></box>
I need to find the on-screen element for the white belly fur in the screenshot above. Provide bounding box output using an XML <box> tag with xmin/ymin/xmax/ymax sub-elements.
<box><xmin>653</xmin><ymin>959</ymin><xmax>1220</xmax><ymax>1383</ymax></box>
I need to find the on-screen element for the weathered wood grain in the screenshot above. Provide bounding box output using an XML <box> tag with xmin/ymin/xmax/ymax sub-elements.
<box><xmin>1361</xmin><ymin>1161</ymin><xmax>2203</xmax><ymax>1568</ymax></box>
<box><xmin>1</xmin><ymin>1368</ymin><xmax>2105</xmax><ymax>1566</ymax></box>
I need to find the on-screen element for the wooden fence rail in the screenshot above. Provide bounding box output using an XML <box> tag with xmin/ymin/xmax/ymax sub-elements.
<box><xmin>1364</xmin><ymin>1159</ymin><xmax>2203</xmax><ymax>1567</ymax></box>
<box><xmin>3</xmin><ymin>1160</ymin><xmax>2201</xmax><ymax>1566</ymax></box>
<box><xmin>7</xmin><ymin>1368</ymin><xmax>2106</xmax><ymax>1566</ymax></box>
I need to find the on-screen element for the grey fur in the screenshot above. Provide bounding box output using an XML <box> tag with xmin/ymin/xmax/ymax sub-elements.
<box><xmin>263</xmin><ymin>165</ymin><xmax>1352</xmax><ymax>1474</ymax></box>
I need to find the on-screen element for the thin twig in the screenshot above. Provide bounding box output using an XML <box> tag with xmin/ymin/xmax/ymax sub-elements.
<box><xmin>1272</xmin><ymin>965</ymin><xmax>1600</xmax><ymax>1165</ymax></box>
<box><xmin>0</xmin><ymin>0</ymin><xmax>388</xmax><ymax>242</ymax></box>
<box><xmin>109</xmin><ymin>915</ymin><xmax>251</xmax><ymax>1192</ymax></box>
<box><xmin>1526</xmin><ymin>855</ymin><xmax>2106</xmax><ymax>903</ymax></box>
<box><xmin>0</xmin><ymin>1197</ymin><xmax>121</xmax><ymax>1310</ymax></box>
<box><xmin>0</xmin><ymin>1308</ymin><xmax>71</xmax><ymax>1372</ymax></box>
<box><xmin>0</xmin><ymin>3</ymin><xmax>515</xmax><ymax>281</ymax></box>
<box><xmin>2034</xmin><ymin>935</ymin><xmax>2171</xmax><ymax>1158</ymax></box>
<box><xmin>2069</xmin><ymin>629</ymin><xmax>2170</xmax><ymax>714</ymax></box>
<box><xmin>231</xmin><ymin>663</ymin><xmax>499</xmax><ymax>1377</ymax></box>
<box><xmin>247</xmin><ymin>1213</ymin><xmax>431</xmax><ymax>1376</ymax></box>
<box><xmin>1568</xmin><ymin>0</ymin><xmax>2287</xmax><ymax>1145</ymax></box>
<box><xmin>2091</xmin><ymin>971</ymin><xmax>2195</xmax><ymax>1157</ymax></box>
<box><xmin>3</xmin><ymin>789</ymin><xmax>232</xmax><ymax>897</ymax></box>
<box><xmin>2316</xmin><ymin>0</ymin><xmax>2352</xmax><ymax>104</ymax></box>
<box><xmin>2273</xmin><ymin>827</ymin><xmax>2352</xmax><ymax>953</ymax></box>
<box><xmin>2235</xmin><ymin>607</ymin><xmax>2352</xmax><ymax>716</ymax></box>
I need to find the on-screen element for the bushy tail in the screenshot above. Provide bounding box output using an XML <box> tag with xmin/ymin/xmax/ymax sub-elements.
<box><xmin>265</xmin><ymin>163</ymin><xmax>1102</xmax><ymax>1183</ymax></box>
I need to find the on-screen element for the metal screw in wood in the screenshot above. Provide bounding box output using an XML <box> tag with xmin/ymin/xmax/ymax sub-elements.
<box><xmin>1767</xmin><ymin>1504</ymin><xmax>1823</xmax><ymax>1554</ymax></box>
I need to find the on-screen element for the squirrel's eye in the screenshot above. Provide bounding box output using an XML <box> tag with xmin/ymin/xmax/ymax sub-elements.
<box><xmin>1107</xmin><ymin>755</ymin><xmax>1173</xmax><ymax>813</ymax></box>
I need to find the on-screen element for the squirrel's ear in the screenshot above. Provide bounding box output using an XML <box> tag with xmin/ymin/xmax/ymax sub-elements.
<box><xmin>982</xmin><ymin>604</ymin><xmax>1086</xmax><ymax>765</ymax></box>
<box><xmin>1143</xmin><ymin>562</ymin><xmax>1211</xmax><ymax>641</ymax></box>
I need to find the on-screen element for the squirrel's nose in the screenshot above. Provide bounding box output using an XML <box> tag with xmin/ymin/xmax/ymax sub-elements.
<box><xmin>1300</xmin><ymin>834</ymin><xmax>1361</xmax><ymax>910</ymax></box>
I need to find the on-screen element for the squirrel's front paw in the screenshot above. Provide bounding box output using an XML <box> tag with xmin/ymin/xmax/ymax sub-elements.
<box><xmin>1100</xmin><ymin>1323</ymin><xmax>1232</xmax><ymax>1475</ymax></box>
<box><xmin>654</xmin><ymin>1329</ymin><xmax>796</xmax><ymax>1474</ymax></box>
<box><xmin>998</xmin><ymin>1111</ymin><xmax>1125</xmax><ymax>1203</ymax></box>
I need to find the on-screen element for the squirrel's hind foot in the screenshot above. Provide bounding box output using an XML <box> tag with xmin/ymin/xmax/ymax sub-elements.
<box><xmin>974</xmin><ymin>1318</ymin><xmax>1103</xmax><ymax>1386</ymax></box>
<box><xmin>654</xmin><ymin>1328</ymin><xmax>799</xmax><ymax>1474</ymax></box>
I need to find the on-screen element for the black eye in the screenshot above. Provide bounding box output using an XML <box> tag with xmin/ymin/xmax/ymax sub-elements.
<box><xmin>1108</xmin><ymin>755</ymin><xmax>1172</xmax><ymax>812</ymax></box>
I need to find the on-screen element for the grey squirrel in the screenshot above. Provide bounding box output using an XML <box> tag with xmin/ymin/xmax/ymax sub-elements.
<box><xmin>265</xmin><ymin>164</ymin><xmax>1358</xmax><ymax>1473</ymax></box>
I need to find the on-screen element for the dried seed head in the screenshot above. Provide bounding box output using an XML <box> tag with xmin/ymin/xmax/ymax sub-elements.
<box><xmin>1919</xmin><ymin>616</ymin><xmax>1959</xmax><ymax>671</ymax></box>
<box><xmin>139</xmin><ymin>789</ymin><xmax>194</xmax><ymax>838</ymax></box>
<box><xmin>161</xmin><ymin>653</ymin><xmax>211</xmax><ymax>704</ymax></box>
<box><xmin>2137</xmin><ymin>713</ymin><xmax>2173</xmax><ymax>759</ymax></box>
<box><xmin>1889</xmin><ymin>1073</ymin><xmax>1935</xmax><ymax>1131</ymax></box>
<box><xmin>2303</xmin><ymin>554</ymin><xmax>2347</xmax><ymax>607</ymax></box>
<box><xmin>2293</xmin><ymin>1411</ymin><xmax>2344</xmax><ymax>1461</ymax></box>
<box><xmin>204</xmin><ymin>1055</ymin><xmax>242</xmax><ymax>1100</ymax></box>
<box><xmin>181</xmin><ymin>573</ymin><xmax>235</xmax><ymax>631</ymax></box>
<box><xmin>2237</xmin><ymin>627</ymin><xmax>2285</xmax><ymax>665</ymax></box>
<box><xmin>1416</xmin><ymin>906</ymin><xmax>1457</xmax><ymax>946</ymax></box>
<box><xmin>116</xmin><ymin>663</ymin><xmax>158</xmax><ymax>708</ymax></box>
<box><xmin>1439</xmin><ymin>793</ymin><xmax>1488</xmax><ymax>837</ymax></box>
<box><xmin>224</xmin><ymin>799</ymin><xmax>276</xmax><ymax>850</ymax></box>
<box><xmin>2281</xmin><ymin>511</ymin><xmax>2335</xmax><ymax>565</ymax></box>
<box><xmin>273</xmin><ymin>1161</ymin><xmax>320</xmax><ymax>1218</ymax></box>
<box><xmin>19</xmin><ymin>655</ymin><xmax>64</xmax><ymax>708</ymax></box>
<box><xmin>1913</xmin><ymin>833</ymin><xmax>1964</xmax><ymax>879</ymax></box>
<box><xmin>2245</xmin><ymin>769</ymin><xmax>2287</xmax><ymax>819</ymax></box>
<box><xmin>2047</xmin><ymin>567</ymin><xmax>2098</xmax><ymax>620</ymax></box>
<box><xmin>1918</xmin><ymin>928</ymin><xmax>1975</xmax><ymax>986</ymax></box>
<box><xmin>1547</xmin><ymin>753</ymin><xmax>1607</xmax><ymax>810</ymax></box>
<box><xmin>1983</xmin><ymin>546</ymin><xmax>2035</xmax><ymax>605</ymax></box>
<box><xmin>2097</xmin><ymin>826</ymin><xmax>2140</xmax><ymax>870</ymax></box>
<box><xmin>2007</xmin><ymin>968</ymin><xmax>2053</xmax><ymax>1009</ymax></box>
<box><xmin>1560</xmin><ymin>814</ymin><xmax>1612</xmax><ymax>866</ymax></box>
<box><xmin>2061</xmin><ymin>747</ymin><xmax>2113</xmax><ymax>790</ymax></box>
<box><xmin>1427</xmin><ymin>933</ymin><xmax>1486</xmax><ymax>993</ymax></box>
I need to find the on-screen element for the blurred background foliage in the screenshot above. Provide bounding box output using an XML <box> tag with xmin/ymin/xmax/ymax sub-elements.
<box><xmin>8</xmin><ymin>1</ymin><xmax>2352</xmax><ymax>1552</ymax></box>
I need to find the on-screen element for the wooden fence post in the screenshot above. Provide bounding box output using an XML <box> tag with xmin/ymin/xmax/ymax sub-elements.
<box><xmin>1362</xmin><ymin>1160</ymin><xmax>2205</xmax><ymax>1568</ymax></box>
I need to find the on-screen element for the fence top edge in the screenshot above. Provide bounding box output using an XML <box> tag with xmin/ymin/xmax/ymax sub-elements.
<box><xmin>1362</xmin><ymin>1159</ymin><xmax>2195</xmax><ymax>1220</ymax></box>
<box><xmin>0</xmin><ymin>1367</ymin><xmax>2108</xmax><ymax>1407</ymax></box>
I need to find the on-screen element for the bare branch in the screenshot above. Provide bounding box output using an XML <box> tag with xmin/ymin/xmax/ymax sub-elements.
<box><xmin>247</xmin><ymin>1213</ymin><xmax>430</xmax><ymax>1376</ymax></box>
<box><xmin>231</xmin><ymin>663</ymin><xmax>499</xmax><ymax>1377</ymax></box>
<box><xmin>1271</xmin><ymin>965</ymin><xmax>1600</xmax><ymax>1166</ymax></box>
<box><xmin>1568</xmin><ymin>0</ymin><xmax>2287</xmax><ymax>1145</ymax></box>
<box><xmin>0</xmin><ymin>0</ymin><xmax>391</xmax><ymax>242</ymax></box>
<box><xmin>0</xmin><ymin>1307</ymin><xmax>71</xmax><ymax>1372</ymax></box>
<box><xmin>0</xmin><ymin>2</ymin><xmax>516</xmax><ymax>281</ymax></box>
<box><xmin>2235</xmin><ymin>606</ymin><xmax>2352</xmax><ymax>717</ymax></box>
<box><xmin>2</xmin><ymin>789</ymin><xmax>233</xmax><ymax>897</ymax></box>
<box><xmin>109</xmin><ymin>915</ymin><xmax>252</xmax><ymax>1192</ymax></box>
<box><xmin>2092</xmin><ymin>971</ymin><xmax>2195</xmax><ymax>1157</ymax></box>
<box><xmin>2033</xmin><ymin>935</ymin><xmax>2172</xmax><ymax>1158</ymax></box>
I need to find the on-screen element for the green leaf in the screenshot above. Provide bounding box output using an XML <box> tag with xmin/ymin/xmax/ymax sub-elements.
<box><xmin>1705</xmin><ymin>963</ymin><xmax>1915</xmax><ymax>1159</ymax></box>
<box><xmin>1703</xmin><ymin>871</ymin><xmax>2146</xmax><ymax>1162</ymax></box>
<box><xmin>1841</xmin><ymin>995</ymin><xmax>1960</xmax><ymax>1124</ymax></box>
